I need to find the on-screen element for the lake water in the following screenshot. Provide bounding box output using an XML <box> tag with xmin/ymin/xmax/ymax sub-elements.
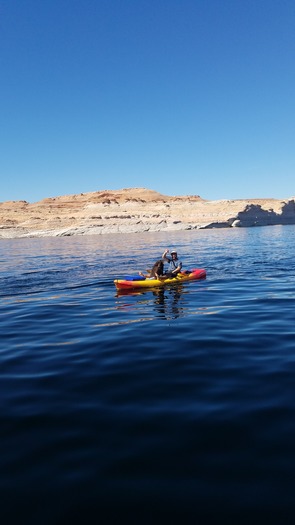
<box><xmin>1</xmin><ymin>226</ymin><xmax>295</xmax><ymax>524</ymax></box>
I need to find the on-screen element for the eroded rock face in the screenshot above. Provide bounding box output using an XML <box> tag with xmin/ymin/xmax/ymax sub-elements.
<box><xmin>0</xmin><ymin>188</ymin><xmax>294</xmax><ymax>238</ymax></box>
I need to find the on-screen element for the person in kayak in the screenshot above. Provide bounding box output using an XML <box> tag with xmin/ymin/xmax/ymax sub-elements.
<box><xmin>162</xmin><ymin>249</ymin><xmax>182</xmax><ymax>278</ymax></box>
<box><xmin>139</xmin><ymin>260</ymin><xmax>164</xmax><ymax>280</ymax></box>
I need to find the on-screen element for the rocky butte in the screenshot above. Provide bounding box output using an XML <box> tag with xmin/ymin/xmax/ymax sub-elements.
<box><xmin>1</xmin><ymin>187</ymin><xmax>295</xmax><ymax>239</ymax></box>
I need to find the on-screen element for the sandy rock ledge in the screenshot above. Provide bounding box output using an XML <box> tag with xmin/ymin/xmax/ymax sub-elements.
<box><xmin>1</xmin><ymin>188</ymin><xmax>295</xmax><ymax>239</ymax></box>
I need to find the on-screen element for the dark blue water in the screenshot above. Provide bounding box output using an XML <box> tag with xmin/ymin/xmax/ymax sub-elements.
<box><xmin>1</xmin><ymin>226</ymin><xmax>295</xmax><ymax>524</ymax></box>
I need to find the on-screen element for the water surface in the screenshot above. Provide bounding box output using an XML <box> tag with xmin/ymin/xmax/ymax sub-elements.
<box><xmin>1</xmin><ymin>226</ymin><xmax>295</xmax><ymax>523</ymax></box>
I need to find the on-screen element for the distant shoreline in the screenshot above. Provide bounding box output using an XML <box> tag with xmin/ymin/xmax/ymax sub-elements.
<box><xmin>1</xmin><ymin>188</ymin><xmax>295</xmax><ymax>239</ymax></box>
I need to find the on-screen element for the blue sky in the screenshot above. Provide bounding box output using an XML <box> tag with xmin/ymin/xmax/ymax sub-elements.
<box><xmin>1</xmin><ymin>0</ymin><xmax>294</xmax><ymax>203</ymax></box>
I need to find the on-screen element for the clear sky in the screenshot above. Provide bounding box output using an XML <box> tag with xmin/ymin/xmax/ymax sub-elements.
<box><xmin>1</xmin><ymin>0</ymin><xmax>294</xmax><ymax>203</ymax></box>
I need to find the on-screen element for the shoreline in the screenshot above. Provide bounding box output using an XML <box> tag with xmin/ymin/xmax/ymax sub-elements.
<box><xmin>1</xmin><ymin>188</ymin><xmax>295</xmax><ymax>239</ymax></box>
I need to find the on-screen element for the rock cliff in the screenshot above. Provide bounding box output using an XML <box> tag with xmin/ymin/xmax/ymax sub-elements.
<box><xmin>0</xmin><ymin>188</ymin><xmax>294</xmax><ymax>238</ymax></box>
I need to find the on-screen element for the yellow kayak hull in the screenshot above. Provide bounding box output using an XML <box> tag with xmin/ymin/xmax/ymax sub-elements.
<box><xmin>114</xmin><ymin>268</ymin><xmax>206</xmax><ymax>290</ymax></box>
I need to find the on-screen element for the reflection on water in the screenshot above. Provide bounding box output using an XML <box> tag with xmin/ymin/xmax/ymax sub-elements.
<box><xmin>116</xmin><ymin>284</ymin><xmax>188</xmax><ymax>320</ymax></box>
<box><xmin>152</xmin><ymin>285</ymin><xmax>184</xmax><ymax>320</ymax></box>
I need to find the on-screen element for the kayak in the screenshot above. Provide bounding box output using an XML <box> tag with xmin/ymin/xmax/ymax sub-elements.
<box><xmin>114</xmin><ymin>268</ymin><xmax>206</xmax><ymax>290</ymax></box>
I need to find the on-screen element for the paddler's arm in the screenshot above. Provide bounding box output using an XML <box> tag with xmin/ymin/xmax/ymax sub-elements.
<box><xmin>162</xmin><ymin>249</ymin><xmax>170</xmax><ymax>261</ymax></box>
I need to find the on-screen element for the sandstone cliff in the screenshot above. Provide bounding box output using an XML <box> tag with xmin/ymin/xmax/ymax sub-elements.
<box><xmin>0</xmin><ymin>188</ymin><xmax>295</xmax><ymax>239</ymax></box>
